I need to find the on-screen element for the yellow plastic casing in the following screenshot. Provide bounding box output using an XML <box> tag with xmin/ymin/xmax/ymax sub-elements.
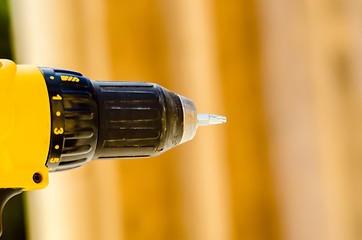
<box><xmin>0</xmin><ymin>59</ymin><xmax>50</xmax><ymax>191</ymax></box>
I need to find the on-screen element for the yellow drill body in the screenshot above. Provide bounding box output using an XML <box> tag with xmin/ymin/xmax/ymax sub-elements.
<box><xmin>0</xmin><ymin>59</ymin><xmax>50</xmax><ymax>191</ymax></box>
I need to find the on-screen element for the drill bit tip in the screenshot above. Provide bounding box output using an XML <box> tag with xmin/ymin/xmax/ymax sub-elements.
<box><xmin>197</xmin><ymin>114</ymin><xmax>227</xmax><ymax>126</ymax></box>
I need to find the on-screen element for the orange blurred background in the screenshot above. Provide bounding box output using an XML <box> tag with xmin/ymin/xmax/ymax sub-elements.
<box><xmin>5</xmin><ymin>0</ymin><xmax>362</xmax><ymax>239</ymax></box>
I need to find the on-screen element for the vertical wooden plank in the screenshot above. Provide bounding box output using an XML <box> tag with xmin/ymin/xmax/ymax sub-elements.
<box><xmin>257</xmin><ymin>1</ymin><xmax>328</xmax><ymax>238</ymax></box>
<box><xmin>257</xmin><ymin>0</ymin><xmax>355</xmax><ymax>239</ymax></box>
<box><xmin>305</xmin><ymin>1</ymin><xmax>352</xmax><ymax>239</ymax></box>
<box><xmin>213</xmin><ymin>1</ymin><xmax>281</xmax><ymax>239</ymax></box>
<box><xmin>161</xmin><ymin>0</ymin><xmax>233</xmax><ymax>239</ymax></box>
<box><xmin>104</xmin><ymin>1</ymin><xmax>184</xmax><ymax>239</ymax></box>
<box><xmin>342</xmin><ymin>1</ymin><xmax>362</xmax><ymax>239</ymax></box>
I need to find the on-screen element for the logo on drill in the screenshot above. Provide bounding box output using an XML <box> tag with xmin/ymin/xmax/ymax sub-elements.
<box><xmin>61</xmin><ymin>75</ymin><xmax>80</xmax><ymax>82</ymax></box>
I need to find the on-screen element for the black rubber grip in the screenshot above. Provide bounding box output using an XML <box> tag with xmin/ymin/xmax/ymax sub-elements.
<box><xmin>91</xmin><ymin>81</ymin><xmax>183</xmax><ymax>159</ymax></box>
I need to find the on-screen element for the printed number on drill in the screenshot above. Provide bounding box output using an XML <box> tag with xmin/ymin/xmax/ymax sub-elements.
<box><xmin>52</xmin><ymin>94</ymin><xmax>62</xmax><ymax>100</ymax></box>
<box><xmin>49</xmin><ymin>158</ymin><xmax>60</xmax><ymax>163</ymax></box>
<box><xmin>54</xmin><ymin>128</ymin><xmax>64</xmax><ymax>135</ymax></box>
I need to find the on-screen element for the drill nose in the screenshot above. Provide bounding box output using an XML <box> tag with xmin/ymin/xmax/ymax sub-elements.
<box><xmin>178</xmin><ymin>95</ymin><xmax>227</xmax><ymax>144</ymax></box>
<box><xmin>178</xmin><ymin>95</ymin><xmax>198</xmax><ymax>144</ymax></box>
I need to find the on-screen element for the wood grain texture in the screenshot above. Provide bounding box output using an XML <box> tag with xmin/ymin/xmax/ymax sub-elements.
<box><xmin>257</xmin><ymin>0</ymin><xmax>362</xmax><ymax>239</ymax></box>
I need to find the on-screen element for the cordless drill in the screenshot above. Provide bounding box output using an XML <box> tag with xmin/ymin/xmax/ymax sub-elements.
<box><xmin>0</xmin><ymin>59</ymin><xmax>226</xmax><ymax>235</ymax></box>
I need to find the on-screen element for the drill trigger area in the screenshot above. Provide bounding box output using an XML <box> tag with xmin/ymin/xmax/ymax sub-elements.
<box><xmin>0</xmin><ymin>188</ymin><xmax>22</xmax><ymax>237</ymax></box>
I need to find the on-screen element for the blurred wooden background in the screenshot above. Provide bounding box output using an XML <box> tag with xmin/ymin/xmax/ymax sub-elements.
<box><xmin>7</xmin><ymin>0</ymin><xmax>362</xmax><ymax>239</ymax></box>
